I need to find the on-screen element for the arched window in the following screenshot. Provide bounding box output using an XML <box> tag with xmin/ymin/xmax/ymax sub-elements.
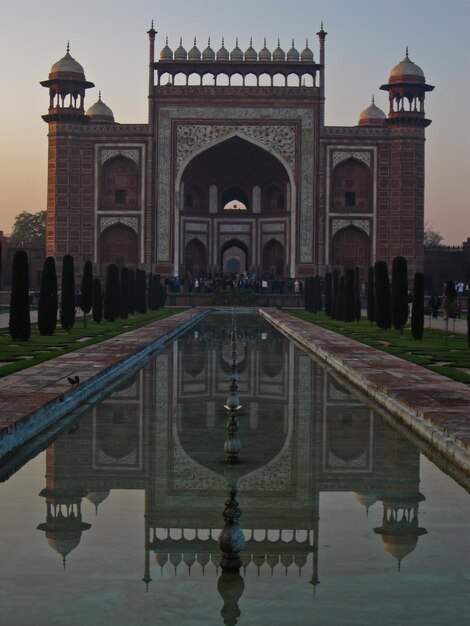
<box><xmin>100</xmin><ymin>156</ymin><xmax>140</xmax><ymax>210</ymax></box>
<box><xmin>264</xmin><ymin>184</ymin><xmax>286</xmax><ymax>212</ymax></box>
<box><xmin>332</xmin><ymin>158</ymin><xmax>371</xmax><ymax>214</ymax></box>
<box><xmin>100</xmin><ymin>224</ymin><xmax>138</xmax><ymax>268</ymax></box>
<box><xmin>222</xmin><ymin>186</ymin><xmax>249</xmax><ymax>212</ymax></box>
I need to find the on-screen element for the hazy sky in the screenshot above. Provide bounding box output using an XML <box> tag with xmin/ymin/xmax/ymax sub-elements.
<box><xmin>1</xmin><ymin>0</ymin><xmax>468</xmax><ymax>243</ymax></box>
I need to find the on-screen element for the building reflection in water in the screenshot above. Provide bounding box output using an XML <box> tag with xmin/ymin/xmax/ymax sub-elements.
<box><xmin>36</xmin><ymin>315</ymin><xmax>427</xmax><ymax>590</ymax></box>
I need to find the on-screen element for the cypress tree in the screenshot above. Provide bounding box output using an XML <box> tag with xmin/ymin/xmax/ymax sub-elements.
<box><xmin>312</xmin><ymin>276</ymin><xmax>318</xmax><ymax>313</ymax></box>
<box><xmin>314</xmin><ymin>275</ymin><xmax>322</xmax><ymax>313</ymax></box>
<box><xmin>331</xmin><ymin>270</ymin><xmax>339</xmax><ymax>320</ymax></box>
<box><xmin>120</xmin><ymin>267</ymin><xmax>129</xmax><ymax>319</ymax></box>
<box><xmin>391</xmin><ymin>256</ymin><xmax>408</xmax><ymax>333</ymax></box>
<box><xmin>38</xmin><ymin>256</ymin><xmax>58</xmax><ymax>336</ymax></box>
<box><xmin>344</xmin><ymin>269</ymin><xmax>356</xmax><ymax>322</ymax></box>
<box><xmin>128</xmin><ymin>269</ymin><xmax>136</xmax><ymax>315</ymax></box>
<box><xmin>374</xmin><ymin>260</ymin><xmax>391</xmax><ymax>330</ymax></box>
<box><xmin>367</xmin><ymin>266</ymin><xmax>375</xmax><ymax>323</ymax></box>
<box><xmin>148</xmin><ymin>272</ymin><xmax>153</xmax><ymax>309</ymax></box>
<box><xmin>154</xmin><ymin>274</ymin><xmax>162</xmax><ymax>309</ymax></box>
<box><xmin>411</xmin><ymin>272</ymin><xmax>424</xmax><ymax>340</ymax></box>
<box><xmin>60</xmin><ymin>254</ymin><xmax>75</xmax><ymax>331</ymax></box>
<box><xmin>160</xmin><ymin>283</ymin><xmax>167</xmax><ymax>308</ymax></box>
<box><xmin>104</xmin><ymin>264</ymin><xmax>119</xmax><ymax>322</ymax></box>
<box><xmin>9</xmin><ymin>249</ymin><xmax>31</xmax><ymax>341</ymax></box>
<box><xmin>140</xmin><ymin>269</ymin><xmax>147</xmax><ymax>314</ymax></box>
<box><xmin>92</xmin><ymin>278</ymin><xmax>103</xmax><ymax>323</ymax></box>
<box><xmin>80</xmin><ymin>260</ymin><xmax>93</xmax><ymax>328</ymax></box>
<box><xmin>335</xmin><ymin>275</ymin><xmax>345</xmax><ymax>321</ymax></box>
<box><xmin>324</xmin><ymin>272</ymin><xmax>332</xmax><ymax>317</ymax></box>
<box><xmin>354</xmin><ymin>267</ymin><xmax>361</xmax><ymax>322</ymax></box>
<box><xmin>467</xmin><ymin>292</ymin><xmax>470</xmax><ymax>349</ymax></box>
<box><xmin>304</xmin><ymin>276</ymin><xmax>312</xmax><ymax>312</ymax></box>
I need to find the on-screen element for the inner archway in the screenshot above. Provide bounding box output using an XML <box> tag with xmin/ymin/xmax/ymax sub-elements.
<box><xmin>184</xmin><ymin>238</ymin><xmax>207</xmax><ymax>278</ymax></box>
<box><xmin>221</xmin><ymin>239</ymin><xmax>248</xmax><ymax>275</ymax></box>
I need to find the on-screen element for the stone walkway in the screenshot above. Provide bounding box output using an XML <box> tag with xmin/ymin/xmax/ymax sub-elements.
<box><xmin>261</xmin><ymin>309</ymin><xmax>470</xmax><ymax>475</ymax></box>
<box><xmin>0</xmin><ymin>308</ymin><xmax>208</xmax><ymax>461</ymax></box>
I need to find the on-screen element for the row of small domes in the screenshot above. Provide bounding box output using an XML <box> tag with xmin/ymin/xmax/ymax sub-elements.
<box><xmin>160</xmin><ymin>37</ymin><xmax>315</xmax><ymax>62</ymax></box>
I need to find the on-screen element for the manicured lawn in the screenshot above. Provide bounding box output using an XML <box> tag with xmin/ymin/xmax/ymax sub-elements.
<box><xmin>0</xmin><ymin>308</ymin><xmax>185</xmax><ymax>378</ymax></box>
<box><xmin>287</xmin><ymin>310</ymin><xmax>470</xmax><ymax>385</ymax></box>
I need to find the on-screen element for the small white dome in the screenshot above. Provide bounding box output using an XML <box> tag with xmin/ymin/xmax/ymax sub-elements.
<box><xmin>160</xmin><ymin>37</ymin><xmax>173</xmax><ymax>61</ymax></box>
<box><xmin>230</xmin><ymin>38</ymin><xmax>243</xmax><ymax>61</ymax></box>
<box><xmin>174</xmin><ymin>38</ymin><xmax>187</xmax><ymax>61</ymax></box>
<box><xmin>389</xmin><ymin>49</ymin><xmax>425</xmax><ymax>83</ymax></box>
<box><xmin>273</xmin><ymin>40</ymin><xmax>285</xmax><ymax>61</ymax></box>
<box><xmin>216</xmin><ymin>38</ymin><xmax>229</xmax><ymax>61</ymax></box>
<box><xmin>86</xmin><ymin>92</ymin><xmax>114</xmax><ymax>123</ymax></box>
<box><xmin>301</xmin><ymin>40</ymin><xmax>314</xmax><ymax>62</ymax></box>
<box><xmin>202</xmin><ymin>38</ymin><xmax>215</xmax><ymax>61</ymax></box>
<box><xmin>50</xmin><ymin>45</ymin><xmax>85</xmax><ymax>80</ymax></box>
<box><xmin>245</xmin><ymin>38</ymin><xmax>257</xmax><ymax>61</ymax></box>
<box><xmin>287</xmin><ymin>39</ymin><xmax>300</xmax><ymax>62</ymax></box>
<box><xmin>188</xmin><ymin>38</ymin><xmax>201</xmax><ymax>60</ymax></box>
<box><xmin>259</xmin><ymin>39</ymin><xmax>271</xmax><ymax>61</ymax></box>
<box><xmin>358</xmin><ymin>96</ymin><xmax>386</xmax><ymax>126</ymax></box>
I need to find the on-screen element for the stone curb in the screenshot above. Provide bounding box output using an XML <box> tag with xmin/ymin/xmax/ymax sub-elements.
<box><xmin>260</xmin><ymin>308</ymin><xmax>470</xmax><ymax>475</ymax></box>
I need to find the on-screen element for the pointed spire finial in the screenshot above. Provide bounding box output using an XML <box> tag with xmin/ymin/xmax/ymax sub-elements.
<box><xmin>151</xmin><ymin>19</ymin><xmax>154</xmax><ymax>28</ymax></box>
<box><xmin>166</xmin><ymin>36</ymin><xmax>168</xmax><ymax>45</ymax></box>
<box><xmin>292</xmin><ymin>38</ymin><xmax>295</xmax><ymax>47</ymax></box>
<box><xmin>250</xmin><ymin>36</ymin><xmax>253</xmax><ymax>46</ymax></box>
<box><xmin>264</xmin><ymin>37</ymin><xmax>267</xmax><ymax>46</ymax></box>
<box><xmin>66</xmin><ymin>41</ymin><xmax>70</xmax><ymax>54</ymax></box>
<box><xmin>179</xmin><ymin>36</ymin><xmax>182</xmax><ymax>45</ymax></box>
<box><xmin>277</xmin><ymin>38</ymin><xmax>280</xmax><ymax>47</ymax></box>
<box><xmin>406</xmin><ymin>46</ymin><xmax>409</xmax><ymax>58</ymax></box>
<box><xmin>222</xmin><ymin>37</ymin><xmax>225</xmax><ymax>46</ymax></box>
<box><xmin>321</xmin><ymin>20</ymin><xmax>324</xmax><ymax>30</ymax></box>
<box><xmin>194</xmin><ymin>37</ymin><xmax>197</xmax><ymax>46</ymax></box>
<box><xmin>372</xmin><ymin>94</ymin><xmax>375</xmax><ymax>104</ymax></box>
<box><xmin>306</xmin><ymin>38</ymin><xmax>309</xmax><ymax>47</ymax></box>
<box><xmin>236</xmin><ymin>36</ymin><xmax>239</xmax><ymax>46</ymax></box>
<box><xmin>208</xmin><ymin>37</ymin><xmax>211</xmax><ymax>46</ymax></box>
<box><xmin>98</xmin><ymin>90</ymin><xmax>102</xmax><ymax>101</ymax></box>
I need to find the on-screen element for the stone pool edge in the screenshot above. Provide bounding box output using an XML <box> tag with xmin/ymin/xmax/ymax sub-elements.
<box><xmin>0</xmin><ymin>308</ymin><xmax>209</xmax><ymax>462</ymax></box>
<box><xmin>260</xmin><ymin>308</ymin><xmax>470</xmax><ymax>475</ymax></box>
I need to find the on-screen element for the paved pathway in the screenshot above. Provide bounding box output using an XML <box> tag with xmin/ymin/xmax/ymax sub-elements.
<box><xmin>261</xmin><ymin>309</ymin><xmax>470</xmax><ymax>475</ymax></box>
<box><xmin>0</xmin><ymin>308</ymin><xmax>208</xmax><ymax>461</ymax></box>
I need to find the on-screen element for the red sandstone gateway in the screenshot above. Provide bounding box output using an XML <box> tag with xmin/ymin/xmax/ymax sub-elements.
<box><xmin>41</xmin><ymin>26</ymin><xmax>433</xmax><ymax>283</ymax></box>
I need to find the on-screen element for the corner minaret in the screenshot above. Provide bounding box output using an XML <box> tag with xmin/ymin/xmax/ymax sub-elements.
<box><xmin>40</xmin><ymin>43</ymin><xmax>94</xmax><ymax>123</ymax></box>
<box><xmin>378</xmin><ymin>49</ymin><xmax>434</xmax><ymax>274</ymax></box>
<box><xmin>380</xmin><ymin>48</ymin><xmax>434</xmax><ymax>127</ymax></box>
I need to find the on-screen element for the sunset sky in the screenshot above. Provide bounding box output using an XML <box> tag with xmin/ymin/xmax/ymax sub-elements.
<box><xmin>1</xmin><ymin>0</ymin><xmax>468</xmax><ymax>243</ymax></box>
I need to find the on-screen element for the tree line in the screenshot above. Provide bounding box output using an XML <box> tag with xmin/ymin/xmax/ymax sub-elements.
<box><xmin>7</xmin><ymin>251</ymin><xmax>167</xmax><ymax>341</ymax></box>
<box><xmin>304</xmin><ymin>256</ymin><xmax>470</xmax><ymax>345</ymax></box>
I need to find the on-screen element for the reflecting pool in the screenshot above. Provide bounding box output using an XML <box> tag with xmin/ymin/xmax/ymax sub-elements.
<box><xmin>0</xmin><ymin>314</ymin><xmax>468</xmax><ymax>626</ymax></box>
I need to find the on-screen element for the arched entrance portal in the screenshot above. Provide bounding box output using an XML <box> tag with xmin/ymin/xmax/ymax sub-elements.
<box><xmin>184</xmin><ymin>238</ymin><xmax>207</xmax><ymax>278</ymax></box>
<box><xmin>221</xmin><ymin>239</ymin><xmax>248</xmax><ymax>275</ymax></box>
<box><xmin>100</xmin><ymin>224</ymin><xmax>138</xmax><ymax>268</ymax></box>
<box><xmin>262</xmin><ymin>238</ymin><xmax>285</xmax><ymax>276</ymax></box>
<box><xmin>332</xmin><ymin>226</ymin><xmax>371</xmax><ymax>278</ymax></box>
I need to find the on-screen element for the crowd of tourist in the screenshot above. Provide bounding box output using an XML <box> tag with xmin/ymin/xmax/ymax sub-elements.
<box><xmin>166</xmin><ymin>273</ymin><xmax>304</xmax><ymax>295</ymax></box>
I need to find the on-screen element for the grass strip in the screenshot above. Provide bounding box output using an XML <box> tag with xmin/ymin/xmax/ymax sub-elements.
<box><xmin>287</xmin><ymin>310</ymin><xmax>470</xmax><ymax>385</ymax></box>
<box><xmin>0</xmin><ymin>308</ymin><xmax>185</xmax><ymax>378</ymax></box>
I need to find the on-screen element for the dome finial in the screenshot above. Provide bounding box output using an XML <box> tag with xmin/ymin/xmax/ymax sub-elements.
<box><xmin>151</xmin><ymin>19</ymin><xmax>154</xmax><ymax>28</ymax></box>
<box><xmin>236</xmin><ymin>37</ymin><xmax>239</xmax><ymax>46</ymax></box>
<box><xmin>166</xmin><ymin>36</ymin><xmax>168</xmax><ymax>45</ymax></box>
<box><xmin>264</xmin><ymin>37</ymin><xmax>267</xmax><ymax>46</ymax></box>
<box><xmin>250</xmin><ymin>36</ymin><xmax>253</xmax><ymax>45</ymax></box>
<box><xmin>208</xmin><ymin>37</ymin><xmax>211</xmax><ymax>45</ymax></box>
<box><xmin>222</xmin><ymin>37</ymin><xmax>225</xmax><ymax>46</ymax></box>
<box><xmin>98</xmin><ymin>90</ymin><xmax>102</xmax><ymax>100</ymax></box>
<box><xmin>321</xmin><ymin>20</ymin><xmax>324</xmax><ymax>30</ymax></box>
<box><xmin>372</xmin><ymin>94</ymin><xmax>375</xmax><ymax>104</ymax></box>
<box><xmin>406</xmin><ymin>46</ymin><xmax>409</xmax><ymax>58</ymax></box>
<box><xmin>66</xmin><ymin>40</ymin><xmax>70</xmax><ymax>54</ymax></box>
<box><xmin>292</xmin><ymin>38</ymin><xmax>295</xmax><ymax>47</ymax></box>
